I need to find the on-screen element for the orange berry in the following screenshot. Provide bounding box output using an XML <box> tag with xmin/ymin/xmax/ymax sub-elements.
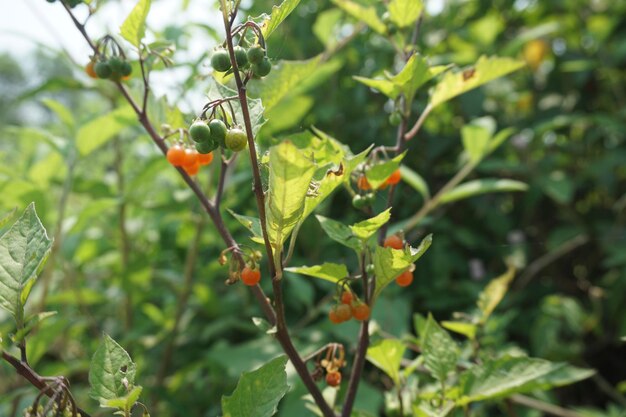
<box><xmin>326</xmin><ymin>371</ymin><xmax>341</xmax><ymax>387</ymax></box>
<box><xmin>183</xmin><ymin>161</ymin><xmax>200</xmax><ymax>176</ymax></box>
<box><xmin>336</xmin><ymin>304</ymin><xmax>352</xmax><ymax>322</ymax></box>
<box><xmin>183</xmin><ymin>148</ymin><xmax>199</xmax><ymax>167</ymax></box>
<box><xmin>352</xmin><ymin>303</ymin><xmax>370</xmax><ymax>321</ymax></box>
<box><xmin>241</xmin><ymin>266</ymin><xmax>261</xmax><ymax>286</ymax></box>
<box><xmin>166</xmin><ymin>145</ymin><xmax>185</xmax><ymax>167</ymax></box>
<box><xmin>198</xmin><ymin>151</ymin><xmax>214</xmax><ymax>166</ymax></box>
<box><xmin>329</xmin><ymin>307</ymin><xmax>342</xmax><ymax>324</ymax></box>
<box><xmin>357</xmin><ymin>175</ymin><xmax>371</xmax><ymax>191</ymax></box>
<box><xmin>386</xmin><ymin>169</ymin><xmax>401</xmax><ymax>185</ymax></box>
<box><xmin>85</xmin><ymin>61</ymin><xmax>98</xmax><ymax>78</ymax></box>
<box><xmin>383</xmin><ymin>234</ymin><xmax>403</xmax><ymax>250</ymax></box>
<box><xmin>395</xmin><ymin>270</ymin><xmax>413</xmax><ymax>287</ymax></box>
<box><xmin>340</xmin><ymin>291</ymin><xmax>353</xmax><ymax>305</ymax></box>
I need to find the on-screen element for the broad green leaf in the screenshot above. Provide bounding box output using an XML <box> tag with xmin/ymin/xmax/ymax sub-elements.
<box><xmin>120</xmin><ymin>0</ymin><xmax>151</xmax><ymax>48</ymax></box>
<box><xmin>313</xmin><ymin>8</ymin><xmax>343</xmax><ymax>48</ymax></box>
<box><xmin>285</xmin><ymin>263</ymin><xmax>348</xmax><ymax>283</ymax></box>
<box><xmin>101</xmin><ymin>386</ymin><xmax>143</xmax><ymax>411</ymax></box>
<box><xmin>366</xmin><ymin>339</ymin><xmax>406</xmax><ymax>385</ymax></box>
<box><xmin>457</xmin><ymin>356</ymin><xmax>593</xmax><ymax>405</ymax></box>
<box><xmin>316</xmin><ymin>215</ymin><xmax>362</xmax><ymax>251</ymax></box>
<box><xmin>266</xmin><ymin>141</ymin><xmax>316</xmax><ymax>252</ymax></box>
<box><xmin>0</xmin><ymin>208</ymin><xmax>17</xmax><ymax>231</ymax></box>
<box><xmin>0</xmin><ymin>204</ymin><xmax>52</xmax><ymax>323</ymax></box>
<box><xmin>89</xmin><ymin>334</ymin><xmax>138</xmax><ymax>403</ymax></box>
<box><xmin>373</xmin><ymin>234</ymin><xmax>432</xmax><ymax>301</ymax></box>
<box><xmin>207</xmin><ymin>79</ymin><xmax>266</xmax><ymax>136</ymax></box>
<box><xmin>487</xmin><ymin>127</ymin><xmax>515</xmax><ymax>155</ymax></box>
<box><xmin>350</xmin><ymin>209</ymin><xmax>391</xmax><ymax>241</ymax></box>
<box><xmin>461</xmin><ymin>118</ymin><xmax>495</xmax><ymax>163</ymax></box>
<box><xmin>76</xmin><ymin>106</ymin><xmax>136</xmax><ymax>155</ymax></box>
<box><xmin>421</xmin><ymin>314</ymin><xmax>459</xmax><ymax>382</ymax></box>
<box><xmin>441</xmin><ymin>321</ymin><xmax>477</xmax><ymax>340</ymax></box>
<box><xmin>12</xmin><ymin>311</ymin><xmax>57</xmax><ymax>343</ymax></box>
<box><xmin>439</xmin><ymin>179</ymin><xmax>528</xmax><ymax>204</ymax></box>
<box><xmin>388</xmin><ymin>0</ymin><xmax>422</xmax><ymax>28</ymax></box>
<box><xmin>261</xmin><ymin>95</ymin><xmax>314</xmax><ymax>138</ymax></box>
<box><xmin>400</xmin><ymin>165</ymin><xmax>430</xmax><ymax>200</ymax></box>
<box><xmin>430</xmin><ymin>56</ymin><xmax>525</xmax><ymax>107</ymax></box>
<box><xmin>366</xmin><ymin>152</ymin><xmax>406</xmax><ymax>189</ymax></box>
<box><xmin>41</xmin><ymin>98</ymin><xmax>75</xmax><ymax>131</ymax></box>
<box><xmin>259</xmin><ymin>0</ymin><xmax>302</xmax><ymax>40</ymax></box>
<box><xmin>477</xmin><ymin>265</ymin><xmax>515</xmax><ymax>324</ymax></box>
<box><xmin>331</xmin><ymin>0</ymin><xmax>387</xmax><ymax>34</ymax></box>
<box><xmin>229</xmin><ymin>210</ymin><xmax>263</xmax><ymax>239</ymax></box>
<box><xmin>222</xmin><ymin>355</ymin><xmax>289</xmax><ymax>417</ymax></box>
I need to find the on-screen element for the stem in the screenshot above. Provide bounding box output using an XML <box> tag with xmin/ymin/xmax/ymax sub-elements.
<box><xmin>510</xmin><ymin>395</ymin><xmax>584</xmax><ymax>417</ymax></box>
<box><xmin>404</xmin><ymin>104</ymin><xmax>433</xmax><ymax>141</ymax></box>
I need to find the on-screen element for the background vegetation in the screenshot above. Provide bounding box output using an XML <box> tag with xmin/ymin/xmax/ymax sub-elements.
<box><xmin>1</xmin><ymin>0</ymin><xmax>625</xmax><ymax>416</ymax></box>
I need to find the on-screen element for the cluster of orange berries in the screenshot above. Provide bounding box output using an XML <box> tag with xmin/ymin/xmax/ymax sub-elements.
<box><xmin>329</xmin><ymin>290</ymin><xmax>370</xmax><ymax>324</ymax></box>
<box><xmin>166</xmin><ymin>144</ymin><xmax>214</xmax><ymax>176</ymax></box>
<box><xmin>383</xmin><ymin>234</ymin><xmax>414</xmax><ymax>287</ymax></box>
<box><xmin>353</xmin><ymin>168</ymin><xmax>401</xmax><ymax>209</ymax></box>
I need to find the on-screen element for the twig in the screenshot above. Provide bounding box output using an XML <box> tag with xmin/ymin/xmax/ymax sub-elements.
<box><xmin>510</xmin><ymin>394</ymin><xmax>584</xmax><ymax>417</ymax></box>
<box><xmin>404</xmin><ymin>104</ymin><xmax>433</xmax><ymax>141</ymax></box>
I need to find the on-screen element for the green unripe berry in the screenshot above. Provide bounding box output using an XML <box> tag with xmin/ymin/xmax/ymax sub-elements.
<box><xmin>247</xmin><ymin>45</ymin><xmax>265</xmax><ymax>64</ymax></box>
<box><xmin>233</xmin><ymin>46</ymin><xmax>248</xmax><ymax>68</ymax></box>
<box><xmin>364</xmin><ymin>193</ymin><xmax>376</xmax><ymax>205</ymax></box>
<box><xmin>366</xmin><ymin>264</ymin><xmax>375</xmax><ymax>274</ymax></box>
<box><xmin>208</xmin><ymin>119</ymin><xmax>228</xmax><ymax>146</ymax></box>
<box><xmin>211</xmin><ymin>49</ymin><xmax>231</xmax><ymax>72</ymax></box>
<box><xmin>108</xmin><ymin>57</ymin><xmax>124</xmax><ymax>74</ymax></box>
<box><xmin>252</xmin><ymin>57</ymin><xmax>272</xmax><ymax>77</ymax></box>
<box><xmin>120</xmin><ymin>60</ymin><xmax>132</xmax><ymax>76</ymax></box>
<box><xmin>225</xmin><ymin>128</ymin><xmax>248</xmax><ymax>152</ymax></box>
<box><xmin>94</xmin><ymin>61</ymin><xmax>112</xmax><ymax>79</ymax></box>
<box><xmin>389</xmin><ymin>111</ymin><xmax>402</xmax><ymax>126</ymax></box>
<box><xmin>189</xmin><ymin>121</ymin><xmax>212</xmax><ymax>143</ymax></box>
<box><xmin>196</xmin><ymin>139</ymin><xmax>218</xmax><ymax>154</ymax></box>
<box><xmin>352</xmin><ymin>194</ymin><xmax>367</xmax><ymax>209</ymax></box>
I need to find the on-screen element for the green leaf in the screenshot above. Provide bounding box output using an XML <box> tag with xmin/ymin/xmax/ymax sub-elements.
<box><xmin>365</xmin><ymin>152</ymin><xmax>406</xmax><ymax>189</ymax></box>
<box><xmin>76</xmin><ymin>106</ymin><xmax>136</xmax><ymax>155</ymax></box>
<box><xmin>313</xmin><ymin>8</ymin><xmax>343</xmax><ymax>48</ymax></box>
<box><xmin>421</xmin><ymin>314</ymin><xmax>460</xmax><ymax>382</ymax></box>
<box><xmin>316</xmin><ymin>215</ymin><xmax>362</xmax><ymax>251</ymax></box>
<box><xmin>266</xmin><ymin>141</ymin><xmax>316</xmax><ymax>255</ymax></box>
<box><xmin>120</xmin><ymin>0</ymin><xmax>151</xmax><ymax>48</ymax></box>
<box><xmin>439</xmin><ymin>179</ymin><xmax>528</xmax><ymax>204</ymax></box>
<box><xmin>388</xmin><ymin>0</ymin><xmax>422</xmax><ymax>28</ymax></box>
<box><xmin>373</xmin><ymin>234</ymin><xmax>432</xmax><ymax>301</ymax></box>
<box><xmin>12</xmin><ymin>311</ymin><xmax>57</xmax><ymax>343</ymax></box>
<box><xmin>400</xmin><ymin>165</ymin><xmax>430</xmax><ymax>200</ymax></box>
<box><xmin>228</xmin><ymin>210</ymin><xmax>263</xmax><ymax>240</ymax></box>
<box><xmin>366</xmin><ymin>339</ymin><xmax>406</xmax><ymax>385</ymax></box>
<box><xmin>207</xmin><ymin>79</ymin><xmax>266</xmax><ymax>136</ymax></box>
<box><xmin>477</xmin><ymin>265</ymin><xmax>515</xmax><ymax>324</ymax></box>
<box><xmin>461</xmin><ymin>118</ymin><xmax>495</xmax><ymax>164</ymax></box>
<box><xmin>285</xmin><ymin>263</ymin><xmax>348</xmax><ymax>283</ymax></box>
<box><xmin>331</xmin><ymin>0</ymin><xmax>387</xmax><ymax>34</ymax></box>
<box><xmin>457</xmin><ymin>356</ymin><xmax>593</xmax><ymax>405</ymax></box>
<box><xmin>0</xmin><ymin>207</ymin><xmax>17</xmax><ymax>231</ymax></box>
<box><xmin>350</xmin><ymin>209</ymin><xmax>391</xmax><ymax>241</ymax></box>
<box><xmin>430</xmin><ymin>56</ymin><xmax>525</xmax><ymax>107</ymax></box>
<box><xmin>41</xmin><ymin>98</ymin><xmax>75</xmax><ymax>131</ymax></box>
<box><xmin>0</xmin><ymin>204</ymin><xmax>52</xmax><ymax>323</ymax></box>
<box><xmin>441</xmin><ymin>321</ymin><xmax>477</xmax><ymax>340</ymax></box>
<box><xmin>259</xmin><ymin>0</ymin><xmax>302</xmax><ymax>40</ymax></box>
<box><xmin>222</xmin><ymin>355</ymin><xmax>289</xmax><ymax>417</ymax></box>
<box><xmin>89</xmin><ymin>334</ymin><xmax>138</xmax><ymax>404</ymax></box>
<box><xmin>101</xmin><ymin>386</ymin><xmax>143</xmax><ymax>411</ymax></box>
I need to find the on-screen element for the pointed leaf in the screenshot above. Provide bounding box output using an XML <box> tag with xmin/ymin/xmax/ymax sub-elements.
<box><xmin>430</xmin><ymin>56</ymin><xmax>525</xmax><ymax>107</ymax></box>
<box><xmin>0</xmin><ymin>204</ymin><xmax>52</xmax><ymax>322</ymax></box>
<box><xmin>441</xmin><ymin>321</ymin><xmax>477</xmax><ymax>340</ymax></box>
<box><xmin>350</xmin><ymin>209</ymin><xmax>391</xmax><ymax>241</ymax></box>
<box><xmin>259</xmin><ymin>0</ymin><xmax>302</xmax><ymax>40</ymax></box>
<box><xmin>388</xmin><ymin>0</ymin><xmax>422</xmax><ymax>28</ymax></box>
<box><xmin>285</xmin><ymin>263</ymin><xmax>348</xmax><ymax>283</ymax></box>
<box><xmin>316</xmin><ymin>215</ymin><xmax>362</xmax><ymax>251</ymax></box>
<box><xmin>461</xmin><ymin>119</ymin><xmax>494</xmax><ymax>164</ymax></box>
<box><xmin>41</xmin><ymin>98</ymin><xmax>75</xmax><ymax>131</ymax></box>
<box><xmin>331</xmin><ymin>0</ymin><xmax>387</xmax><ymax>34</ymax></box>
<box><xmin>76</xmin><ymin>106</ymin><xmax>136</xmax><ymax>155</ymax></box>
<box><xmin>89</xmin><ymin>334</ymin><xmax>137</xmax><ymax>403</ymax></box>
<box><xmin>366</xmin><ymin>152</ymin><xmax>406</xmax><ymax>189</ymax></box>
<box><xmin>439</xmin><ymin>179</ymin><xmax>528</xmax><ymax>204</ymax></box>
<box><xmin>229</xmin><ymin>210</ymin><xmax>263</xmax><ymax>239</ymax></box>
<box><xmin>421</xmin><ymin>314</ymin><xmax>460</xmax><ymax>382</ymax></box>
<box><xmin>477</xmin><ymin>265</ymin><xmax>515</xmax><ymax>324</ymax></box>
<box><xmin>222</xmin><ymin>355</ymin><xmax>289</xmax><ymax>417</ymax></box>
<box><xmin>367</xmin><ymin>339</ymin><xmax>406</xmax><ymax>385</ymax></box>
<box><xmin>120</xmin><ymin>0</ymin><xmax>151</xmax><ymax>48</ymax></box>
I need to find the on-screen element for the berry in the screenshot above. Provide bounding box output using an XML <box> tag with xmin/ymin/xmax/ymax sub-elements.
<box><xmin>189</xmin><ymin>121</ymin><xmax>212</xmax><ymax>143</ymax></box>
<box><xmin>247</xmin><ymin>45</ymin><xmax>265</xmax><ymax>64</ymax></box>
<box><xmin>352</xmin><ymin>302</ymin><xmax>370</xmax><ymax>321</ymax></box>
<box><xmin>363</xmin><ymin>193</ymin><xmax>376</xmax><ymax>205</ymax></box>
<box><xmin>85</xmin><ymin>60</ymin><xmax>97</xmax><ymax>78</ymax></box>
<box><xmin>357</xmin><ymin>175</ymin><xmax>371</xmax><ymax>191</ymax></box>
<box><xmin>108</xmin><ymin>56</ymin><xmax>124</xmax><ymax>74</ymax></box>
<box><xmin>389</xmin><ymin>111</ymin><xmax>402</xmax><ymax>126</ymax></box>
<box><xmin>225</xmin><ymin>128</ymin><xmax>248</xmax><ymax>152</ymax></box>
<box><xmin>183</xmin><ymin>161</ymin><xmax>200</xmax><ymax>176</ymax></box>
<box><xmin>120</xmin><ymin>60</ymin><xmax>132</xmax><ymax>77</ymax></box>
<box><xmin>340</xmin><ymin>291</ymin><xmax>353</xmax><ymax>305</ymax></box>
<box><xmin>383</xmin><ymin>234</ymin><xmax>403</xmax><ymax>250</ymax></box>
<box><xmin>326</xmin><ymin>371</ymin><xmax>341</xmax><ymax>387</ymax></box>
<box><xmin>166</xmin><ymin>145</ymin><xmax>185</xmax><ymax>167</ymax></box>
<box><xmin>211</xmin><ymin>49</ymin><xmax>231</xmax><ymax>72</ymax></box>
<box><xmin>196</xmin><ymin>140</ymin><xmax>218</xmax><ymax>155</ymax></box>
<box><xmin>183</xmin><ymin>148</ymin><xmax>199</xmax><ymax>167</ymax></box>
<box><xmin>197</xmin><ymin>151</ymin><xmax>214</xmax><ymax>166</ymax></box>
<box><xmin>208</xmin><ymin>119</ymin><xmax>228</xmax><ymax>145</ymax></box>
<box><xmin>233</xmin><ymin>46</ymin><xmax>248</xmax><ymax>67</ymax></box>
<box><xmin>241</xmin><ymin>266</ymin><xmax>261</xmax><ymax>286</ymax></box>
<box><xmin>352</xmin><ymin>194</ymin><xmax>367</xmax><ymax>209</ymax></box>
<box><xmin>335</xmin><ymin>304</ymin><xmax>352</xmax><ymax>322</ymax></box>
<box><xmin>252</xmin><ymin>57</ymin><xmax>272</xmax><ymax>77</ymax></box>
<box><xmin>94</xmin><ymin>61</ymin><xmax>112</xmax><ymax>79</ymax></box>
<box><xmin>329</xmin><ymin>307</ymin><xmax>342</xmax><ymax>324</ymax></box>
<box><xmin>365</xmin><ymin>264</ymin><xmax>375</xmax><ymax>274</ymax></box>
<box><xmin>386</xmin><ymin>169</ymin><xmax>401</xmax><ymax>185</ymax></box>
<box><xmin>395</xmin><ymin>269</ymin><xmax>413</xmax><ymax>287</ymax></box>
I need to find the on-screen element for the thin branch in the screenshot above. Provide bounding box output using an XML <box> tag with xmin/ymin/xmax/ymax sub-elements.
<box><xmin>404</xmin><ymin>104</ymin><xmax>433</xmax><ymax>141</ymax></box>
<box><xmin>510</xmin><ymin>394</ymin><xmax>584</xmax><ymax>417</ymax></box>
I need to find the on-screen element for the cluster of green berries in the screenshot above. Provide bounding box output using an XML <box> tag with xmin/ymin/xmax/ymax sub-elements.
<box><xmin>46</xmin><ymin>0</ymin><xmax>82</xmax><ymax>7</ymax></box>
<box><xmin>211</xmin><ymin>45</ymin><xmax>271</xmax><ymax>77</ymax></box>
<box><xmin>188</xmin><ymin>118</ymin><xmax>247</xmax><ymax>153</ymax></box>
<box><xmin>86</xmin><ymin>56</ymin><xmax>132</xmax><ymax>81</ymax></box>
<box><xmin>24</xmin><ymin>404</ymin><xmax>73</xmax><ymax>417</ymax></box>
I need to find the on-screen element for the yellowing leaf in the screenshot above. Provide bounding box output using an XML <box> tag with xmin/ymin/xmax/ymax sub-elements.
<box><xmin>260</xmin><ymin>0</ymin><xmax>302</xmax><ymax>40</ymax></box>
<box><xmin>332</xmin><ymin>0</ymin><xmax>387</xmax><ymax>34</ymax></box>
<box><xmin>120</xmin><ymin>0</ymin><xmax>151</xmax><ymax>48</ymax></box>
<box><xmin>388</xmin><ymin>0</ymin><xmax>422</xmax><ymax>28</ymax></box>
<box><xmin>477</xmin><ymin>265</ymin><xmax>515</xmax><ymax>324</ymax></box>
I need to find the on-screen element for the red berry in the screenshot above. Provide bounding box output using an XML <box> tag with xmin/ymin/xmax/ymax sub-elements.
<box><xmin>326</xmin><ymin>371</ymin><xmax>341</xmax><ymax>387</ymax></box>
<box><xmin>166</xmin><ymin>145</ymin><xmax>185</xmax><ymax>167</ymax></box>
<box><xmin>395</xmin><ymin>270</ymin><xmax>413</xmax><ymax>287</ymax></box>
<box><xmin>357</xmin><ymin>175</ymin><xmax>371</xmax><ymax>191</ymax></box>
<box><xmin>183</xmin><ymin>148</ymin><xmax>199</xmax><ymax>167</ymax></box>
<box><xmin>336</xmin><ymin>304</ymin><xmax>352</xmax><ymax>322</ymax></box>
<box><xmin>241</xmin><ymin>266</ymin><xmax>261</xmax><ymax>286</ymax></box>
<box><xmin>329</xmin><ymin>307</ymin><xmax>342</xmax><ymax>324</ymax></box>
<box><xmin>198</xmin><ymin>151</ymin><xmax>214</xmax><ymax>166</ymax></box>
<box><xmin>383</xmin><ymin>235</ymin><xmax>404</xmax><ymax>250</ymax></box>
<box><xmin>386</xmin><ymin>169</ymin><xmax>401</xmax><ymax>185</ymax></box>
<box><xmin>352</xmin><ymin>303</ymin><xmax>370</xmax><ymax>321</ymax></box>
<box><xmin>340</xmin><ymin>291</ymin><xmax>353</xmax><ymax>305</ymax></box>
<box><xmin>183</xmin><ymin>161</ymin><xmax>200</xmax><ymax>176</ymax></box>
